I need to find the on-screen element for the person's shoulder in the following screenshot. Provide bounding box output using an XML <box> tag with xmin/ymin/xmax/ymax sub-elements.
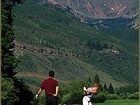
<box><xmin>53</xmin><ymin>78</ymin><xmax>59</xmax><ymax>84</ymax></box>
<box><xmin>53</xmin><ymin>78</ymin><xmax>58</xmax><ymax>82</ymax></box>
<box><xmin>42</xmin><ymin>78</ymin><xmax>48</xmax><ymax>82</ymax></box>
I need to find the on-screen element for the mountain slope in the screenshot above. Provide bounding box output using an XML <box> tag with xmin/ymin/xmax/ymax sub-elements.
<box><xmin>41</xmin><ymin>0</ymin><xmax>139</xmax><ymax>29</ymax></box>
<box><xmin>42</xmin><ymin>0</ymin><xmax>138</xmax><ymax>19</ymax></box>
<box><xmin>13</xmin><ymin>0</ymin><xmax>138</xmax><ymax>88</ymax></box>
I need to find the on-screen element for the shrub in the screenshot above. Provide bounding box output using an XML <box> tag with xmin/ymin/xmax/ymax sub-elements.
<box><xmin>106</xmin><ymin>94</ymin><xmax>120</xmax><ymax>100</ymax></box>
<box><xmin>33</xmin><ymin>96</ymin><xmax>46</xmax><ymax>105</ymax></box>
<box><xmin>1</xmin><ymin>78</ymin><xmax>17</xmax><ymax>105</ymax></box>
<box><xmin>128</xmin><ymin>92</ymin><xmax>139</xmax><ymax>99</ymax></box>
<box><xmin>91</xmin><ymin>91</ymin><xmax>107</xmax><ymax>103</ymax></box>
<box><xmin>61</xmin><ymin>91</ymin><xmax>83</xmax><ymax>104</ymax></box>
<box><xmin>61</xmin><ymin>94</ymin><xmax>71</xmax><ymax>104</ymax></box>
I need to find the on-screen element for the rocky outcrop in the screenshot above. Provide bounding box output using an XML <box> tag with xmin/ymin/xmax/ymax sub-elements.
<box><xmin>14</xmin><ymin>41</ymin><xmax>75</xmax><ymax>57</ymax></box>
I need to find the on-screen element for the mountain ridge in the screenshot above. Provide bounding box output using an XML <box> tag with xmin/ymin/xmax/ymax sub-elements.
<box><xmin>40</xmin><ymin>0</ymin><xmax>139</xmax><ymax>29</ymax></box>
<box><xmin>41</xmin><ymin>0</ymin><xmax>138</xmax><ymax>19</ymax></box>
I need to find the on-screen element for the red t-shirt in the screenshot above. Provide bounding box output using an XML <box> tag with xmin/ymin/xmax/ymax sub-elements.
<box><xmin>41</xmin><ymin>77</ymin><xmax>58</xmax><ymax>95</ymax></box>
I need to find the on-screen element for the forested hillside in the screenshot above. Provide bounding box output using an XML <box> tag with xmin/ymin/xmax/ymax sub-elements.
<box><xmin>13</xmin><ymin>0</ymin><xmax>138</xmax><ymax>89</ymax></box>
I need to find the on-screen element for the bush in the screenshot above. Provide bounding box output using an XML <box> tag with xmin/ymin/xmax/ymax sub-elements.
<box><xmin>59</xmin><ymin>80</ymin><xmax>86</xmax><ymax>104</ymax></box>
<box><xmin>91</xmin><ymin>91</ymin><xmax>107</xmax><ymax>103</ymax></box>
<box><xmin>61</xmin><ymin>91</ymin><xmax>83</xmax><ymax>104</ymax></box>
<box><xmin>128</xmin><ymin>92</ymin><xmax>139</xmax><ymax>99</ymax></box>
<box><xmin>32</xmin><ymin>96</ymin><xmax>46</xmax><ymax>105</ymax></box>
<box><xmin>1</xmin><ymin>78</ymin><xmax>18</xmax><ymax>105</ymax></box>
<box><xmin>61</xmin><ymin>94</ymin><xmax>71</xmax><ymax>104</ymax></box>
<box><xmin>106</xmin><ymin>94</ymin><xmax>120</xmax><ymax>100</ymax></box>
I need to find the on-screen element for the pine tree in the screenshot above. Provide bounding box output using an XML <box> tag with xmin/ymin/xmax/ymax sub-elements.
<box><xmin>86</xmin><ymin>76</ymin><xmax>92</xmax><ymax>87</ymax></box>
<box><xmin>95</xmin><ymin>42</ymin><xmax>102</xmax><ymax>50</ymax></box>
<box><xmin>103</xmin><ymin>43</ymin><xmax>108</xmax><ymax>49</ymax></box>
<box><xmin>88</xmin><ymin>76</ymin><xmax>92</xmax><ymax>83</ymax></box>
<box><xmin>1</xmin><ymin>77</ymin><xmax>17</xmax><ymax>105</ymax></box>
<box><xmin>1</xmin><ymin>0</ymin><xmax>17</xmax><ymax>78</ymax></box>
<box><xmin>1</xmin><ymin>0</ymin><xmax>34</xmax><ymax>105</ymax></box>
<box><xmin>103</xmin><ymin>83</ymin><xmax>108</xmax><ymax>91</ymax></box>
<box><xmin>94</xmin><ymin>74</ymin><xmax>100</xmax><ymax>84</ymax></box>
<box><xmin>108</xmin><ymin>83</ymin><xmax>114</xmax><ymax>94</ymax></box>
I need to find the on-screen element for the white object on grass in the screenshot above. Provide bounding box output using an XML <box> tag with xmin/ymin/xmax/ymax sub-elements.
<box><xmin>35</xmin><ymin>94</ymin><xmax>38</xmax><ymax>99</ymax></box>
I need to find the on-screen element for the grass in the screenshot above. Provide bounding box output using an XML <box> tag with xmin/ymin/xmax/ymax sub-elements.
<box><xmin>73</xmin><ymin>99</ymin><xmax>139</xmax><ymax>105</ymax></box>
<box><xmin>95</xmin><ymin>99</ymin><xmax>139</xmax><ymax>105</ymax></box>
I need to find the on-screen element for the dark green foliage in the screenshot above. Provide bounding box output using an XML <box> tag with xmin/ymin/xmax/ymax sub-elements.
<box><xmin>108</xmin><ymin>83</ymin><xmax>114</xmax><ymax>94</ymax></box>
<box><xmin>87</xmin><ymin>76</ymin><xmax>92</xmax><ymax>85</ymax></box>
<box><xmin>103</xmin><ymin>83</ymin><xmax>108</xmax><ymax>91</ymax></box>
<box><xmin>117</xmin><ymin>84</ymin><xmax>139</xmax><ymax>94</ymax></box>
<box><xmin>103</xmin><ymin>43</ymin><xmax>108</xmax><ymax>49</ymax></box>
<box><xmin>12</xmin><ymin>0</ymin><xmax>25</xmax><ymax>4</ymax></box>
<box><xmin>32</xmin><ymin>96</ymin><xmax>46</xmax><ymax>105</ymax></box>
<box><xmin>87</xmin><ymin>41</ymin><xmax>109</xmax><ymax>50</ymax></box>
<box><xmin>1</xmin><ymin>0</ymin><xmax>34</xmax><ymax>105</ymax></box>
<box><xmin>94</xmin><ymin>74</ymin><xmax>100</xmax><ymax>84</ymax></box>
<box><xmin>1</xmin><ymin>0</ymin><xmax>17</xmax><ymax>78</ymax></box>
<box><xmin>61</xmin><ymin>91</ymin><xmax>83</xmax><ymax>104</ymax></box>
<box><xmin>13</xmin><ymin>79</ymin><xmax>34</xmax><ymax>105</ymax></box>
<box><xmin>1</xmin><ymin>77</ymin><xmax>18</xmax><ymax>105</ymax></box>
<box><xmin>95</xmin><ymin>42</ymin><xmax>102</xmax><ymax>50</ymax></box>
<box><xmin>91</xmin><ymin>91</ymin><xmax>107</xmax><ymax>103</ymax></box>
<box><xmin>128</xmin><ymin>92</ymin><xmax>139</xmax><ymax>100</ymax></box>
<box><xmin>1</xmin><ymin>1</ymin><xmax>18</xmax><ymax>104</ymax></box>
<box><xmin>106</xmin><ymin>94</ymin><xmax>120</xmax><ymax>100</ymax></box>
<box><xmin>59</xmin><ymin>80</ymin><xmax>86</xmax><ymax>104</ymax></box>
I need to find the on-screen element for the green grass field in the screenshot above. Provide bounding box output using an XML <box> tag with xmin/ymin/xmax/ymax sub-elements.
<box><xmin>73</xmin><ymin>99</ymin><xmax>139</xmax><ymax>105</ymax></box>
<box><xmin>93</xmin><ymin>99</ymin><xmax>139</xmax><ymax>105</ymax></box>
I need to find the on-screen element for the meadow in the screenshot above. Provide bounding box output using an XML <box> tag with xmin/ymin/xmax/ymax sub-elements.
<box><xmin>91</xmin><ymin>99</ymin><xmax>139</xmax><ymax>105</ymax></box>
<box><xmin>73</xmin><ymin>99</ymin><xmax>139</xmax><ymax>105</ymax></box>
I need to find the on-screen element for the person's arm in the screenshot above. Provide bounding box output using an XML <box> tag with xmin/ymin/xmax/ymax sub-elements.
<box><xmin>92</xmin><ymin>90</ymin><xmax>98</xmax><ymax>94</ymax></box>
<box><xmin>37</xmin><ymin>88</ymin><xmax>43</xmax><ymax>96</ymax></box>
<box><xmin>53</xmin><ymin>86</ymin><xmax>59</xmax><ymax>96</ymax></box>
<box><xmin>36</xmin><ymin>88</ymin><xmax>43</xmax><ymax>98</ymax></box>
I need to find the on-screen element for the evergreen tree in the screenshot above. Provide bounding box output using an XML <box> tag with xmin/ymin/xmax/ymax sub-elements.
<box><xmin>13</xmin><ymin>79</ymin><xmax>34</xmax><ymax>105</ymax></box>
<box><xmin>103</xmin><ymin>43</ymin><xmax>108</xmax><ymax>49</ymax></box>
<box><xmin>1</xmin><ymin>0</ymin><xmax>17</xmax><ymax>78</ymax></box>
<box><xmin>108</xmin><ymin>83</ymin><xmax>114</xmax><ymax>94</ymax></box>
<box><xmin>94</xmin><ymin>74</ymin><xmax>100</xmax><ymax>84</ymax></box>
<box><xmin>103</xmin><ymin>83</ymin><xmax>108</xmax><ymax>91</ymax></box>
<box><xmin>1</xmin><ymin>77</ymin><xmax>17</xmax><ymax>105</ymax></box>
<box><xmin>86</xmin><ymin>76</ymin><xmax>92</xmax><ymax>87</ymax></box>
<box><xmin>1</xmin><ymin>0</ymin><xmax>34</xmax><ymax>105</ymax></box>
<box><xmin>88</xmin><ymin>76</ymin><xmax>92</xmax><ymax>84</ymax></box>
<box><xmin>91</xmin><ymin>42</ymin><xmax>95</xmax><ymax>49</ymax></box>
<box><xmin>95</xmin><ymin>42</ymin><xmax>102</xmax><ymax>50</ymax></box>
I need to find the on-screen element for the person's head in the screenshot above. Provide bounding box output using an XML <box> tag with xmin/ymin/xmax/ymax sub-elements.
<box><xmin>49</xmin><ymin>71</ymin><xmax>55</xmax><ymax>77</ymax></box>
<box><xmin>94</xmin><ymin>83</ymin><xmax>101</xmax><ymax>91</ymax></box>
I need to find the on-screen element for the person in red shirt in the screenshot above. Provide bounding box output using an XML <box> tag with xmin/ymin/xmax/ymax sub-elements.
<box><xmin>36</xmin><ymin>71</ymin><xmax>59</xmax><ymax>105</ymax></box>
